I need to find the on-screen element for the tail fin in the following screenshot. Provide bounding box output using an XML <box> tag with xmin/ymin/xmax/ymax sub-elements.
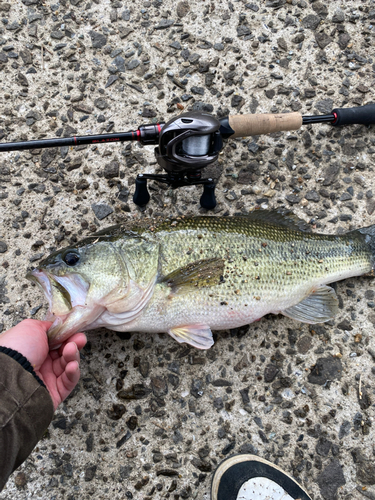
<box><xmin>358</xmin><ymin>225</ymin><xmax>375</xmax><ymax>275</ymax></box>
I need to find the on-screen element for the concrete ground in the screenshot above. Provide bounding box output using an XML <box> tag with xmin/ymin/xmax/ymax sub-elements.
<box><xmin>0</xmin><ymin>0</ymin><xmax>375</xmax><ymax>499</ymax></box>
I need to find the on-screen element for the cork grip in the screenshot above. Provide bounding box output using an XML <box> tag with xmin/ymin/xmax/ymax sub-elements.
<box><xmin>228</xmin><ymin>112</ymin><xmax>303</xmax><ymax>138</ymax></box>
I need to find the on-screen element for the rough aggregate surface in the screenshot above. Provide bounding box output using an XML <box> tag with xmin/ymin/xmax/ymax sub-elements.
<box><xmin>0</xmin><ymin>0</ymin><xmax>375</xmax><ymax>499</ymax></box>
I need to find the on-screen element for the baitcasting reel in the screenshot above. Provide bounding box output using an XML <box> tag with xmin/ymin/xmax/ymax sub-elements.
<box><xmin>134</xmin><ymin>112</ymin><xmax>227</xmax><ymax>210</ymax></box>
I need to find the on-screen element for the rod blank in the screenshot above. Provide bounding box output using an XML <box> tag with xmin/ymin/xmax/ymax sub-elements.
<box><xmin>0</xmin><ymin>131</ymin><xmax>134</xmax><ymax>152</ymax></box>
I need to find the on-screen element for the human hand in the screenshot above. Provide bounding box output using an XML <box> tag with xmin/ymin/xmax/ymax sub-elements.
<box><xmin>0</xmin><ymin>319</ymin><xmax>87</xmax><ymax>410</ymax></box>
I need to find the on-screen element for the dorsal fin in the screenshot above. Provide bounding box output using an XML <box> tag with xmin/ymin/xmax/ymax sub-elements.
<box><xmin>246</xmin><ymin>209</ymin><xmax>311</xmax><ymax>233</ymax></box>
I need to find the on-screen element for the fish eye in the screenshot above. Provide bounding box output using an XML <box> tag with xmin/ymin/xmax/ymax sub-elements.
<box><xmin>63</xmin><ymin>252</ymin><xmax>80</xmax><ymax>266</ymax></box>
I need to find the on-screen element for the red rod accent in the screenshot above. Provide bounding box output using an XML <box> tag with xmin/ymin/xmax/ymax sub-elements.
<box><xmin>74</xmin><ymin>136</ymin><xmax>77</xmax><ymax>145</ymax></box>
<box><xmin>332</xmin><ymin>112</ymin><xmax>338</xmax><ymax>124</ymax></box>
<box><xmin>136</xmin><ymin>130</ymin><xmax>140</xmax><ymax>140</ymax></box>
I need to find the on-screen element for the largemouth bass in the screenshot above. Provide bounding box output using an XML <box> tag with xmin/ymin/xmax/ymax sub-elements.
<box><xmin>27</xmin><ymin>210</ymin><xmax>375</xmax><ymax>349</ymax></box>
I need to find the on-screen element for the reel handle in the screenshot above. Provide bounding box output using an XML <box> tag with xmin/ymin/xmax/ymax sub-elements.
<box><xmin>133</xmin><ymin>175</ymin><xmax>150</xmax><ymax>207</ymax></box>
<box><xmin>200</xmin><ymin>180</ymin><xmax>216</xmax><ymax>210</ymax></box>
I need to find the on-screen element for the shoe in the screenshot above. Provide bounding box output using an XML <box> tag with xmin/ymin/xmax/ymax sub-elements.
<box><xmin>211</xmin><ymin>454</ymin><xmax>312</xmax><ymax>500</ymax></box>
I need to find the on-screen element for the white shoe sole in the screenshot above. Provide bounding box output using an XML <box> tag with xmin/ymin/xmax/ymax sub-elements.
<box><xmin>211</xmin><ymin>454</ymin><xmax>311</xmax><ymax>500</ymax></box>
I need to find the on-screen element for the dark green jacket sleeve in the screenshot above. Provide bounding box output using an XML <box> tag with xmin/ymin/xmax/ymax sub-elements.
<box><xmin>0</xmin><ymin>351</ymin><xmax>54</xmax><ymax>491</ymax></box>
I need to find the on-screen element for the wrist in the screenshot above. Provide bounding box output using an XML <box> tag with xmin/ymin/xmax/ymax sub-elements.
<box><xmin>0</xmin><ymin>346</ymin><xmax>47</xmax><ymax>389</ymax></box>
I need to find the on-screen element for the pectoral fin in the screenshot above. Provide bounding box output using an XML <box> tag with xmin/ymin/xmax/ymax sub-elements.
<box><xmin>282</xmin><ymin>285</ymin><xmax>338</xmax><ymax>324</ymax></box>
<box><xmin>168</xmin><ymin>324</ymin><xmax>214</xmax><ymax>350</ymax></box>
<box><xmin>161</xmin><ymin>258</ymin><xmax>224</xmax><ymax>292</ymax></box>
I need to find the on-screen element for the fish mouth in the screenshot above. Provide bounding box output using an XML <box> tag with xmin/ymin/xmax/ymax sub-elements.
<box><xmin>27</xmin><ymin>269</ymin><xmax>89</xmax><ymax>345</ymax></box>
<box><xmin>27</xmin><ymin>270</ymin><xmax>72</xmax><ymax>311</ymax></box>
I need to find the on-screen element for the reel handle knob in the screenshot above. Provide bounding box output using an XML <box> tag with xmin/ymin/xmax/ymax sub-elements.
<box><xmin>200</xmin><ymin>180</ymin><xmax>216</xmax><ymax>210</ymax></box>
<box><xmin>133</xmin><ymin>175</ymin><xmax>150</xmax><ymax>207</ymax></box>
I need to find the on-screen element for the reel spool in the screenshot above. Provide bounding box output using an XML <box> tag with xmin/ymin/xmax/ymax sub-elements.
<box><xmin>155</xmin><ymin>112</ymin><xmax>222</xmax><ymax>172</ymax></box>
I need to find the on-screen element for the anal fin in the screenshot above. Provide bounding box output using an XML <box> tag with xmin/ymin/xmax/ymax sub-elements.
<box><xmin>168</xmin><ymin>324</ymin><xmax>214</xmax><ymax>350</ymax></box>
<box><xmin>282</xmin><ymin>285</ymin><xmax>338</xmax><ymax>324</ymax></box>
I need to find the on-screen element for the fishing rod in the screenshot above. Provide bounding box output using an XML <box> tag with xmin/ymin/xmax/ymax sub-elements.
<box><xmin>0</xmin><ymin>103</ymin><xmax>374</xmax><ymax>209</ymax></box>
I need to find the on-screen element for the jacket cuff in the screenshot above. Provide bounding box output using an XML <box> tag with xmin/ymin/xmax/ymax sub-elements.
<box><xmin>0</xmin><ymin>352</ymin><xmax>54</xmax><ymax>488</ymax></box>
<box><xmin>0</xmin><ymin>346</ymin><xmax>47</xmax><ymax>390</ymax></box>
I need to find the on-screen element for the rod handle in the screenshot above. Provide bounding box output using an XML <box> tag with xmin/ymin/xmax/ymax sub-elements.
<box><xmin>332</xmin><ymin>103</ymin><xmax>375</xmax><ymax>126</ymax></box>
<box><xmin>227</xmin><ymin>112</ymin><xmax>302</xmax><ymax>138</ymax></box>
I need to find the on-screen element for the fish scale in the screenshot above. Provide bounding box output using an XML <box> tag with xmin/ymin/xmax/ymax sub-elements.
<box><xmin>130</xmin><ymin>217</ymin><xmax>371</xmax><ymax>333</ymax></box>
<box><xmin>29</xmin><ymin>210</ymin><xmax>375</xmax><ymax>349</ymax></box>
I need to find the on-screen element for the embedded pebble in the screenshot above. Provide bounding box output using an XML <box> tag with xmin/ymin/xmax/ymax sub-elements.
<box><xmin>91</xmin><ymin>203</ymin><xmax>114</xmax><ymax>220</ymax></box>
